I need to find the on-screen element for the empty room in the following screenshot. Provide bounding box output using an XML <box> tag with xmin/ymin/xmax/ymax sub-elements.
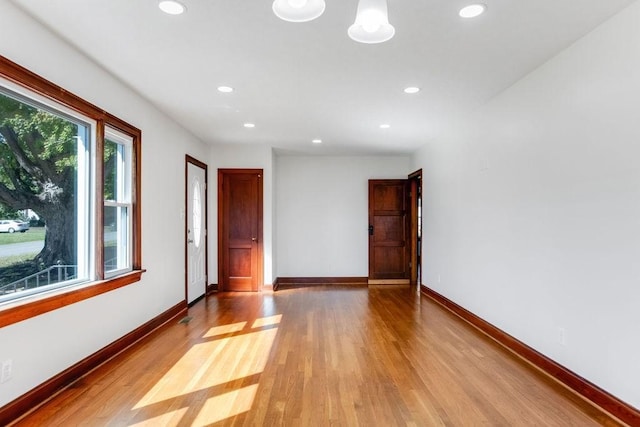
<box><xmin>0</xmin><ymin>0</ymin><xmax>639</xmax><ymax>425</ymax></box>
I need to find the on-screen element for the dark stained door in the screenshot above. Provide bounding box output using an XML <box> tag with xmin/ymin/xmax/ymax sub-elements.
<box><xmin>218</xmin><ymin>169</ymin><xmax>263</xmax><ymax>291</ymax></box>
<box><xmin>369</xmin><ymin>179</ymin><xmax>410</xmax><ymax>280</ymax></box>
<box><xmin>409</xmin><ymin>170</ymin><xmax>422</xmax><ymax>286</ymax></box>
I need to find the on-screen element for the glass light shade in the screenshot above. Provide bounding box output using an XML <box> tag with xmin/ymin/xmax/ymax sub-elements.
<box><xmin>158</xmin><ymin>0</ymin><xmax>186</xmax><ymax>15</ymax></box>
<box><xmin>272</xmin><ymin>0</ymin><xmax>326</xmax><ymax>22</ymax></box>
<box><xmin>348</xmin><ymin>0</ymin><xmax>395</xmax><ymax>44</ymax></box>
<box><xmin>459</xmin><ymin>4</ymin><xmax>486</xmax><ymax>18</ymax></box>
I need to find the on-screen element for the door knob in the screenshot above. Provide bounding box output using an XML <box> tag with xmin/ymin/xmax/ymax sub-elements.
<box><xmin>251</xmin><ymin>237</ymin><xmax>257</xmax><ymax>241</ymax></box>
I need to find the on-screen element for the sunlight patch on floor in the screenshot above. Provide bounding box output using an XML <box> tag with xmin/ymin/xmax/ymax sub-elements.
<box><xmin>133</xmin><ymin>318</ymin><xmax>279</xmax><ymax>411</ymax></box>
<box><xmin>129</xmin><ymin>407</ymin><xmax>188</xmax><ymax>427</ymax></box>
<box><xmin>251</xmin><ymin>314</ymin><xmax>282</xmax><ymax>328</ymax></box>
<box><xmin>203</xmin><ymin>321</ymin><xmax>247</xmax><ymax>338</ymax></box>
<box><xmin>192</xmin><ymin>384</ymin><xmax>259</xmax><ymax>426</ymax></box>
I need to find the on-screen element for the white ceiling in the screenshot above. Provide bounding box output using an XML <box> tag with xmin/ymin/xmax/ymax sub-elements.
<box><xmin>12</xmin><ymin>0</ymin><xmax>634</xmax><ymax>155</ymax></box>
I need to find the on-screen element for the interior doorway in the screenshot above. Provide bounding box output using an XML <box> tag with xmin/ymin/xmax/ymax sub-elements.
<box><xmin>408</xmin><ymin>169</ymin><xmax>422</xmax><ymax>286</ymax></box>
<box><xmin>185</xmin><ymin>155</ymin><xmax>208</xmax><ymax>305</ymax></box>
<box><xmin>368</xmin><ymin>179</ymin><xmax>410</xmax><ymax>283</ymax></box>
<box><xmin>218</xmin><ymin>169</ymin><xmax>263</xmax><ymax>292</ymax></box>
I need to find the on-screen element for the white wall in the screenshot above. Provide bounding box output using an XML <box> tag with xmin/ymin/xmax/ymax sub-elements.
<box><xmin>276</xmin><ymin>156</ymin><xmax>411</xmax><ymax>277</ymax></box>
<box><xmin>0</xmin><ymin>3</ymin><xmax>208</xmax><ymax>406</ymax></box>
<box><xmin>3</xmin><ymin>0</ymin><xmax>637</xmax><ymax>413</ymax></box>
<box><xmin>412</xmin><ymin>1</ymin><xmax>640</xmax><ymax>408</ymax></box>
<box><xmin>207</xmin><ymin>144</ymin><xmax>276</xmax><ymax>284</ymax></box>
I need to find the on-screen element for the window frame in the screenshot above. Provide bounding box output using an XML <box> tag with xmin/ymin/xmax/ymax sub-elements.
<box><xmin>0</xmin><ymin>78</ymin><xmax>97</xmax><ymax>298</ymax></box>
<box><xmin>103</xmin><ymin>126</ymin><xmax>134</xmax><ymax>278</ymax></box>
<box><xmin>0</xmin><ymin>55</ymin><xmax>143</xmax><ymax>328</ymax></box>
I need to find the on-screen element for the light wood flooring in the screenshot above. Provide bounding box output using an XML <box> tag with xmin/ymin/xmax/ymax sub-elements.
<box><xmin>13</xmin><ymin>285</ymin><xmax>621</xmax><ymax>426</ymax></box>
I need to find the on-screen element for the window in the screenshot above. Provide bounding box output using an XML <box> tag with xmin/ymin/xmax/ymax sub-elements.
<box><xmin>104</xmin><ymin>127</ymin><xmax>133</xmax><ymax>277</ymax></box>
<box><xmin>0</xmin><ymin>56</ymin><xmax>142</xmax><ymax>326</ymax></box>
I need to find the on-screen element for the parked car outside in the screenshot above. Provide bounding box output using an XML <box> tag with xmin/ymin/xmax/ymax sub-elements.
<box><xmin>0</xmin><ymin>220</ymin><xmax>30</xmax><ymax>233</ymax></box>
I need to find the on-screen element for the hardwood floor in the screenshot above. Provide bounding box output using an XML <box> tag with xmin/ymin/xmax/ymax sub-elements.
<box><xmin>12</xmin><ymin>286</ymin><xmax>622</xmax><ymax>426</ymax></box>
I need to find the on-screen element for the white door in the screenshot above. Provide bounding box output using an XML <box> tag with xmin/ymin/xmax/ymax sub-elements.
<box><xmin>187</xmin><ymin>161</ymin><xmax>207</xmax><ymax>304</ymax></box>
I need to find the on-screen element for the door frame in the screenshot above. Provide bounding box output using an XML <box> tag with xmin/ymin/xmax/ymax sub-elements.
<box><xmin>217</xmin><ymin>168</ymin><xmax>264</xmax><ymax>292</ymax></box>
<box><xmin>408</xmin><ymin>169</ymin><xmax>422</xmax><ymax>286</ymax></box>
<box><xmin>368</xmin><ymin>179</ymin><xmax>411</xmax><ymax>282</ymax></box>
<box><xmin>185</xmin><ymin>155</ymin><xmax>209</xmax><ymax>304</ymax></box>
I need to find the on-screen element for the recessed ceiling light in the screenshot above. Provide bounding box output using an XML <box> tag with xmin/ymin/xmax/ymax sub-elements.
<box><xmin>459</xmin><ymin>4</ymin><xmax>486</xmax><ymax>18</ymax></box>
<box><xmin>217</xmin><ymin>86</ymin><xmax>234</xmax><ymax>93</ymax></box>
<box><xmin>159</xmin><ymin>0</ymin><xmax>186</xmax><ymax>15</ymax></box>
<box><xmin>312</xmin><ymin>139</ymin><xmax>322</xmax><ymax>144</ymax></box>
<box><xmin>380</xmin><ymin>124</ymin><xmax>391</xmax><ymax>129</ymax></box>
<box><xmin>404</xmin><ymin>86</ymin><xmax>420</xmax><ymax>94</ymax></box>
<box><xmin>243</xmin><ymin>123</ymin><xmax>255</xmax><ymax>128</ymax></box>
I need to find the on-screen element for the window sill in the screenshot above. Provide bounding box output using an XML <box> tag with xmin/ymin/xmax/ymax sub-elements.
<box><xmin>0</xmin><ymin>269</ymin><xmax>146</xmax><ymax>328</ymax></box>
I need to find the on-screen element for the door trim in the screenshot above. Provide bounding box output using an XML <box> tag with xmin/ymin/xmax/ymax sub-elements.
<box><xmin>218</xmin><ymin>169</ymin><xmax>264</xmax><ymax>292</ymax></box>
<box><xmin>185</xmin><ymin>155</ymin><xmax>208</xmax><ymax>304</ymax></box>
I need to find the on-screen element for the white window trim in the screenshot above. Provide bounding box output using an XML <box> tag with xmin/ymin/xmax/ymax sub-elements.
<box><xmin>104</xmin><ymin>126</ymin><xmax>133</xmax><ymax>278</ymax></box>
<box><xmin>0</xmin><ymin>77</ymin><xmax>97</xmax><ymax>304</ymax></box>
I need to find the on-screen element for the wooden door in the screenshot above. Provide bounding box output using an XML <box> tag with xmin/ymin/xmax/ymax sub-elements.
<box><xmin>409</xmin><ymin>169</ymin><xmax>422</xmax><ymax>286</ymax></box>
<box><xmin>218</xmin><ymin>169</ymin><xmax>263</xmax><ymax>292</ymax></box>
<box><xmin>369</xmin><ymin>179</ymin><xmax>410</xmax><ymax>280</ymax></box>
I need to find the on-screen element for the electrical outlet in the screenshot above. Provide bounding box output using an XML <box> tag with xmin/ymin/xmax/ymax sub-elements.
<box><xmin>437</xmin><ymin>274</ymin><xmax>441</xmax><ymax>283</ymax></box>
<box><xmin>558</xmin><ymin>328</ymin><xmax>566</xmax><ymax>346</ymax></box>
<box><xmin>1</xmin><ymin>359</ymin><xmax>12</xmax><ymax>383</ymax></box>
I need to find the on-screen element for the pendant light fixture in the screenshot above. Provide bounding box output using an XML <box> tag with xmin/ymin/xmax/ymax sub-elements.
<box><xmin>272</xmin><ymin>0</ymin><xmax>326</xmax><ymax>23</ymax></box>
<box><xmin>158</xmin><ymin>0</ymin><xmax>186</xmax><ymax>15</ymax></box>
<box><xmin>348</xmin><ymin>0</ymin><xmax>395</xmax><ymax>44</ymax></box>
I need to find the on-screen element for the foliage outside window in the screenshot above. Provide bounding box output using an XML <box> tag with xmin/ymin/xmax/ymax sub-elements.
<box><xmin>0</xmin><ymin>56</ymin><xmax>141</xmax><ymax>318</ymax></box>
<box><xmin>104</xmin><ymin>127</ymin><xmax>133</xmax><ymax>277</ymax></box>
